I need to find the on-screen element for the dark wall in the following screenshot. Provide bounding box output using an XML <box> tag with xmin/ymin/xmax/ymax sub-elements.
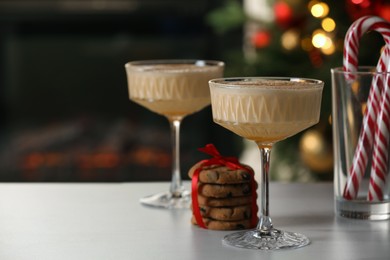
<box><xmin>0</xmin><ymin>0</ymin><xmax>243</xmax><ymax>182</ymax></box>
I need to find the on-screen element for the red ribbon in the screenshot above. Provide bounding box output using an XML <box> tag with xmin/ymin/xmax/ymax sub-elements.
<box><xmin>191</xmin><ymin>144</ymin><xmax>258</xmax><ymax>229</ymax></box>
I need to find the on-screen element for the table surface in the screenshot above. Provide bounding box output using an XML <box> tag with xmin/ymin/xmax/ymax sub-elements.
<box><xmin>0</xmin><ymin>182</ymin><xmax>388</xmax><ymax>260</ymax></box>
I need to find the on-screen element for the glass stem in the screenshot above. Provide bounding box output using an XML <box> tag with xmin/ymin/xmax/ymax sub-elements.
<box><xmin>169</xmin><ymin>117</ymin><xmax>184</xmax><ymax>198</ymax></box>
<box><xmin>256</xmin><ymin>144</ymin><xmax>274</xmax><ymax>234</ymax></box>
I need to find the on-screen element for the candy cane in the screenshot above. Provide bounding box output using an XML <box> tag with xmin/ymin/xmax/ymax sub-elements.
<box><xmin>343</xmin><ymin>16</ymin><xmax>390</xmax><ymax>200</ymax></box>
<box><xmin>343</xmin><ymin>16</ymin><xmax>390</xmax><ymax>75</ymax></box>
<box><xmin>368</xmin><ymin>47</ymin><xmax>390</xmax><ymax>201</ymax></box>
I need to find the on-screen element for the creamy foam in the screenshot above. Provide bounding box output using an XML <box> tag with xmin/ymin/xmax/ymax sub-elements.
<box><xmin>211</xmin><ymin>79</ymin><xmax>322</xmax><ymax>89</ymax></box>
<box><xmin>131</xmin><ymin>64</ymin><xmax>222</xmax><ymax>73</ymax></box>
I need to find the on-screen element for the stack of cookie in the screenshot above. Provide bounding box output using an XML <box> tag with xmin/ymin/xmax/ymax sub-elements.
<box><xmin>189</xmin><ymin>162</ymin><xmax>258</xmax><ymax>230</ymax></box>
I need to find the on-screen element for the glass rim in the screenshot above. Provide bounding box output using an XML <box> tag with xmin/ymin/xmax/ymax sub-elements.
<box><xmin>125</xmin><ymin>59</ymin><xmax>225</xmax><ymax>68</ymax></box>
<box><xmin>331</xmin><ymin>66</ymin><xmax>390</xmax><ymax>75</ymax></box>
<box><xmin>209</xmin><ymin>77</ymin><xmax>324</xmax><ymax>89</ymax></box>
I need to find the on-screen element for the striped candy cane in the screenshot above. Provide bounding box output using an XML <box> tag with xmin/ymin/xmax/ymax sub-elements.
<box><xmin>343</xmin><ymin>16</ymin><xmax>390</xmax><ymax>200</ymax></box>
<box><xmin>369</xmin><ymin>47</ymin><xmax>390</xmax><ymax>201</ymax></box>
<box><xmin>343</xmin><ymin>16</ymin><xmax>390</xmax><ymax>74</ymax></box>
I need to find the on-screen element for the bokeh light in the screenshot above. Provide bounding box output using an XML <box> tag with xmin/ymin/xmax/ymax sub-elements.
<box><xmin>281</xmin><ymin>29</ymin><xmax>299</xmax><ymax>50</ymax></box>
<box><xmin>311</xmin><ymin>2</ymin><xmax>329</xmax><ymax>18</ymax></box>
<box><xmin>321</xmin><ymin>37</ymin><xmax>335</xmax><ymax>55</ymax></box>
<box><xmin>312</xmin><ymin>30</ymin><xmax>327</xmax><ymax>48</ymax></box>
<box><xmin>322</xmin><ymin>18</ymin><xmax>336</xmax><ymax>32</ymax></box>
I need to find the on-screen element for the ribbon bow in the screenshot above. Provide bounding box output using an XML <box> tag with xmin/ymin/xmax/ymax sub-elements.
<box><xmin>191</xmin><ymin>144</ymin><xmax>258</xmax><ymax>229</ymax></box>
<box><xmin>197</xmin><ymin>144</ymin><xmax>243</xmax><ymax>170</ymax></box>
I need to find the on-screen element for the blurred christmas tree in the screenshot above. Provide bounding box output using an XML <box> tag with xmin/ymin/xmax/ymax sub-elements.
<box><xmin>206</xmin><ymin>0</ymin><xmax>390</xmax><ymax>181</ymax></box>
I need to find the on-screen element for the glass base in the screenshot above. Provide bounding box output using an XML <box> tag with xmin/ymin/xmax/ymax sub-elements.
<box><xmin>222</xmin><ymin>229</ymin><xmax>310</xmax><ymax>250</ymax></box>
<box><xmin>336</xmin><ymin>198</ymin><xmax>390</xmax><ymax>220</ymax></box>
<box><xmin>139</xmin><ymin>190</ymin><xmax>191</xmax><ymax>209</ymax></box>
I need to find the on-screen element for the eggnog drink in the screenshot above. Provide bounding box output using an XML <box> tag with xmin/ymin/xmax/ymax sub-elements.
<box><xmin>124</xmin><ymin>60</ymin><xmax>224</xmax><ymax>209</ymax></box>
<box><xmin>209</xmin><ymin>77</ymin><xmax>323</xmax><ymax>250</ymax></box>
<box><xmin>210</xmin><ymin>78</ymin><xmax>323</xmax><ymax>144</ymax></box>
<box><xmin>126</xmin><ymin>62</ymin><xmax>224</xmax><ymax>118</ymax></box>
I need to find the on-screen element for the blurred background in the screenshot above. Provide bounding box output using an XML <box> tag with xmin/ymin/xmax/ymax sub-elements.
<box><xmin>0</xmin><ymin>0</ymin><xmax>388</xmax><ymax>182</ymax></box>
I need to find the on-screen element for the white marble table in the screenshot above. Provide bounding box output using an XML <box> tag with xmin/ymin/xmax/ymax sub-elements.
<box><xmin>0</xmin><ymin>182</ymin><xmax>388</xmax><ymax>260</ymax></box>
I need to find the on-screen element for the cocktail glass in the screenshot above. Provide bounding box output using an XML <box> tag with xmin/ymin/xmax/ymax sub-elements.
<box><xmin>125</xmin><ymin>60</ymin><xmax>224</xmax><ymax>209</ymax></box>
<box><xmin>209</xmin><ymin>77</ymin><xmax>323</xmax><ymax>250</ymax></box>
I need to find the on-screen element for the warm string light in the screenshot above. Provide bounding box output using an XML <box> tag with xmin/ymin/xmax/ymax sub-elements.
<box><xmin>312</xmin><ymin>29</ymin><xmax>327</xmax><ymax>48</ymax></box>
<box><xmin>311</xmin><ymin>2</ymin><xmax>329</xmax><ymax>18</ymax></box>
<box><xmin>247</xmin><ymin>0</ymin><xmax>340</xmax><ymax>59</ymax></box>
<box><xmin>308</xmin><ymin>0</ymin><xmax>337</xmax><ymax>55</ymax></box>
<box><xmin>281</xmin><ymin>29</ymin><xmax>300</xmax><ymax>50</ymax></box>
<box><xmin>322</xmin><ymin>18</ymin><xmax>336</xmax><ymax>32</ymax></box>
<box><xmin>277</xmin><ymin>1</ymin><xmax>338</xmax><ymax>56</ymax></box>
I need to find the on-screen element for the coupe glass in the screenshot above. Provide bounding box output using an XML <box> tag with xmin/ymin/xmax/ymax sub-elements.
<box><xmin>209</xmin><ymin>77</ymin><xmax>323</xmax><ymax>250</ymax></box>
<box><xmin>125</xmin><ymin>60</ymin><xmax>224</xmax><ymax>209</ymax></box>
